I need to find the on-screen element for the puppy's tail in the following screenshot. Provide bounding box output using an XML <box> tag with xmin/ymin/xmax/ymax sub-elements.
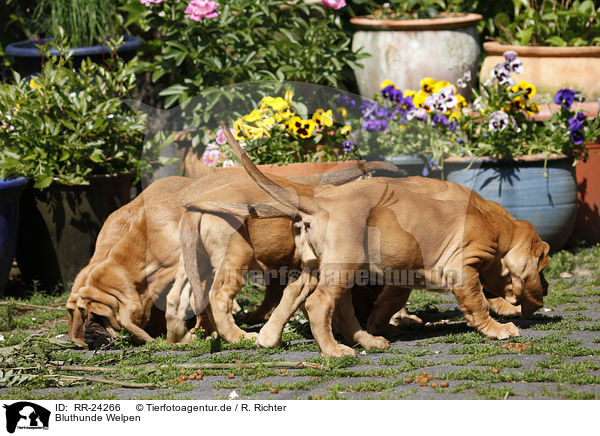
<box><xmin>221</xmin><ymin>122</ymin><xmax>322</xmax><ymax>218</ymax></box>
<box><xmin>179</xmin><ymin>211</ymin><xmax>210</xmax><ymax>316</ymax></box>
<box><xmin>185</xmin><ymin>201</ymin><xmax>295</xmax><ymax>219</ymax></box>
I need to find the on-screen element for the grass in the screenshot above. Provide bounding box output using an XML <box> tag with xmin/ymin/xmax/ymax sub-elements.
<box><xmin>1</xmin><ymin>244</ymin><xmax>599</xmax><ymax>400</ymax></box>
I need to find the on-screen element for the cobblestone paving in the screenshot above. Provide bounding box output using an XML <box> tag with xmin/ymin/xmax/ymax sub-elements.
<box><xmin>1</xmin><ymin>253</ymin><xmax>599</xmax><ymax>401</ymax></box>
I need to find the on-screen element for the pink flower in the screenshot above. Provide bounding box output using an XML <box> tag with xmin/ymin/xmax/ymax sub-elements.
<box><xmin>322</xmin><ymin>0</ymin><xmax>346</xmax><ymax>10</ymax></box>
<box><xmin>202</xmin><ymin>144</ymin><xmax>221</xmax><ymax>166</ymax></box>
<box><xmin>139</xmin><ymin>0</ymin><xmax>163</xmax><ymax>6</ymax></box>
<box><xmin>215</xmin><ymin>127</ymin><xmax>235</xmax><ymax>145</ymax></box>
<box><xmin>185</xmin><ymin>0</ymin><xmax>220</xmax><ymax>21</ymax></box>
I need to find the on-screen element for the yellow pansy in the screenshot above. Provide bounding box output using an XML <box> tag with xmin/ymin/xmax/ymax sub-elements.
<box><xmin>456</xmin><ymin>94</ymin><xmax>467</xmax><ymax>109</ymax></box>
<box><xmin>448</xmin><ymin>110</ymin><xmax>461</xmax><ymax>121</ymax></box>
<box><xmin>336</xmin><ymin>107</ymin><xmax>347</xmax><ymax>119</ymax></box>
<box><xmin>380</xmin><ymin>79</ymin><xmax>395</xmax><ymax>88</ymax></box>
<box><xmin>257</xmin><ymin>116</ymin><xmax>276</xmax><ymax>131</ymax></box>
<box><xmin>341</xmin><ymin>125</ymin><xmax>352</xmax><ymax>136</ymax></box>
<box><xmin>313</xmin><ymin>109</ymin><xmax>333</xmax><ymax>128</ymax></box>
<box><xmin>261</xmin><ymin>96</ymin><xmax>288</xmax><ymax>112</ymax></box>
<box><xmin>529</xmin><ymin>102</ymin><xmax>540</xmax><ymax>114</ymax></box>
<box><xmin>243</xmin><ymin>109</ymin><xmax>264</xmax><ymax>123</ymax></box>
<box><xmin>432</xmin><ymin>80</ymin><xmax>454</xmax><ymax>93</ymax></box>
<box><xmin>420</xmin><ymin>77</ymin><xmax>437</xmax><ymax>94</ymax></box>
<box><xmin>413</xmin><ymin>90</ymin><xmax>429</xmax><ymax>109</ymax></box>
<box><xmin>403</xmin><ymin>89</ymin><xmax>417</xmax><ymax>99</ymax></box>
<box><xmin>287</xmin><ymin>116</ymin><xmax>316</xmax><ymax>138</ymax></box>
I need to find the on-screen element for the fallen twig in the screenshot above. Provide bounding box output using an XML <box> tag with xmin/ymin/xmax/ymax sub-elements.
<box><xmin>50</xmin><ymin>361</ymin><xmax>322</xmax><ymax>373</ymax></box>
<box><xmin>0</xmin><ymin>302</ymin><xmax>66</xmax><ymax>311</ymax></box>
<box><xmin>59</xmin><ymin>375</ymin><xmax>156</xmax><ymax>389</ymax></box>
<box><xmin>159</xmin><ymin>361</ymin><xmax>323</xmax><ymax>370</ymax></box>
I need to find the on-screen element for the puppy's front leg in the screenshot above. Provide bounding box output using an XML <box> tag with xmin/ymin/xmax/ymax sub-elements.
<box><xmin>451</xmin><ymin>266</ymin><xmax>520</xmax><ymax>340</ymax></box>
<box><xmin>486</xmin><ymin>295</ymin><xmax>521</xmax><ymax>318</ymax></box>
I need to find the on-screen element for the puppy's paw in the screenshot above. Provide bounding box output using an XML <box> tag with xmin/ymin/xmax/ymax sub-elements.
<box><xmin>357</xmin><ymin>333</ymin><xmax>389</xmax><ymax>350</ymax></box>
<box><xmin>257</xmin><ymin>329</ymin><xmax>283</xmax><ymax>348</ymax></box>
<box><xmin>391</xmin><ymin>311</ymin><xmax>423</xmax><ymax>326</ymax></box>
<box><xmin>321</xmin><ymin>343</ymin><xmax>356</xmax><ymax>357</ymax></box>
<box><xmin>483</xmin><ymin>321</ymin><xmax>520</xmax><ymax>340</ymax></box>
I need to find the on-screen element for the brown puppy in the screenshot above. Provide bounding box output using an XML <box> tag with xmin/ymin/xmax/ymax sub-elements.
<box><xmin>217</xmin><ymin>127</ymin><xmax>551</xmax><ymax>357</ymax></box>
<box><xmin>67</xmin><ymin>163</ymin><xmax>397</xmax><ymax>348</ymax></box>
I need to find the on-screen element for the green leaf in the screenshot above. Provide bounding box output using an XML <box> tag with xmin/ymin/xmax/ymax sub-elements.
<box><xmin>545</xmin><ymin>36</ymin><xmax>567</xmax><ymax>47</ymax></box>
<box><xmin>34</xmin><ymin>176</ymin><xmax>54</xmax><ymax>190</ymax></box>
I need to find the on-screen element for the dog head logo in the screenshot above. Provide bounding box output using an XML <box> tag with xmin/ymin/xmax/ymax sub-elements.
<box><xmin>3</xmin><ymin>402</ymin><xmax>50</xmax><ymax>433</ymax></box>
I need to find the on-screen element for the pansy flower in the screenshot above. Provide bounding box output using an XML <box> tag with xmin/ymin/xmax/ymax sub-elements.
<box><xmin>503</xmin><ymin>50</ymin><xmax>523</xmax><ymax>74</ymax></box>
<box><xmin>202</xmin><ymin>143</ymin><xmax>221</xmax><ymax>166</ymax></box>
<box><xmin>313</xmin><ymin>109</ymin><xmax>334</xmax><ymax>128</ymax></box>
<box><xmin>554</xmin><ymin>88</ymin><xmax>583</xmax><ymax>110</ymax></box>
<box><xmin>489</xmin><ymin>111</ymin><xmax>509</xmax><ymax>131</ymax></box>
<box><xmin>287</xmin><ymin>116</ymin><xmax>316</xmax><ymax>138</ymax></box>
<box><xmin>420</xmin><ymin>77</ymin><xmax>437</xmax><ymax>94</ymax></box>
<box><xmin>342</xmin><ymin>141</ymin><xmax>354</xmax><ymax>151</ymax></box>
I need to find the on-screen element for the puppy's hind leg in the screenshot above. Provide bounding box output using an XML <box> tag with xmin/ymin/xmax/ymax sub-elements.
<box><xmin>366</xmin><ymin>286</ymin><xmax>420</xmax><ymax>339</ymax></box>
<box><xmin>257</xmin><ymin>270</ymin><xmax>316</xmax><ymax>348</ymax></box>
<box><xmin>166</xmin><ymin>261</ymin><xmax>195</xmax><ymax>344</ymax></box>
<box><xmin>333</xmin><ymin>291</ymin><xmax>389</xmax><ymax>350</ymax></box>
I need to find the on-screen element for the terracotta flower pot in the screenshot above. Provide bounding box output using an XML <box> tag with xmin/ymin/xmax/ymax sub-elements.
<box><xmin>350</xmin><ymin>13</ymin><xmax>482</xmax><ymax>99</ymax></box>
<box><xmin>572</xmin><ymin>142</ymin><xmax>600</xmax><ymax>245</ymax></box>
<box><xmin>480</xmin><ymin>42</ymin><xmax>600</xmax><ymax>102</ymax></box>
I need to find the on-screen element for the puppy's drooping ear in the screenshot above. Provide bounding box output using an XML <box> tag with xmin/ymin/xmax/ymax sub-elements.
<box><xmin>536</xmin><ymin>240</ymin><xmax>551</xmax><ymax>272</ymax></box>
<box><xmin>501</xmin><ymin>220</ymin><xmax>548</xmax><ymax>316</ymax></box>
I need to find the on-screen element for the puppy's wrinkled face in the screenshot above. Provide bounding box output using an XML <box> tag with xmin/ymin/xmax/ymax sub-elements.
<box><xmin>502</xmin><ymin>221</ymin><xmax>550</xmax><ymax>317</ymax></box>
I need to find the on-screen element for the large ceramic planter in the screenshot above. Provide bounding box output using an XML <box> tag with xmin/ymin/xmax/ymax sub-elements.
<box><xmin>572</xmin><ymin>142</ymin><xmax>600</xmax><ymax>244</ymax></box>
<box><xmin>350</xmin><ymin>13</ymin><xmax>482</xmax><ymax>99</ymax></box>
<box><xmin>5</xmin><ymin>36</ymin><xmax>143</xmax><ymax>77</ymax></box>
<box><xmin>444</xmin><ymin>154</ymin><xmax>577</xmax><ymax>252</ymax></box>
<box><xmin>16</xmin><ymin>173</ymin><xmax>134</xmax><ymax>292</ymax></box>
<box><xmin>480</xmin><ymin>42</ymin><xmax>600</xmax><ymax>102</ymax></box>
<box><xmin>0</xmin><ymin>177</ymin><xmax>28</xmax><ymax>296</ymax></box>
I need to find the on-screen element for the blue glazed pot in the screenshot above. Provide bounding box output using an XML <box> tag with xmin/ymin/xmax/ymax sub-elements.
<box><xmin>5</xmin><ymin>36</ymin><xmax>143</xmax><ymax>77</ymax></box>
<box><xmin>444</xmin><ymin>154</ymin><xmax>577</xmax><ymax>252</ymax></box>
<box><xmin>0</xmin><ymin>177</ymin><xmax>28</xmax><ymax>295</ymax></box>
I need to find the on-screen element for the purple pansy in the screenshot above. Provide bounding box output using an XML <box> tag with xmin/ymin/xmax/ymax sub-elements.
<box><xmin>337</xmin><ymin>94</ymin><xmax>356</xmax><ymax>109</ymax></box>
<box><xmin>554</xmin><ymin>88</ymin><xmax>583</xmax><ymax>110</ymax></box>
<box><xmin>342</xmin><ymin>141</ymin><xmax>354</xmax><ymax>151</ymax></box>
<box><xmin>431</xmin><ymin>113</ymin><xmax>449</xmax><ymax>127</ymax></box>
<box><xmin>362</xmin><ymin>119</ymin><xmax>388</xmax><ymax>132</ymax></box>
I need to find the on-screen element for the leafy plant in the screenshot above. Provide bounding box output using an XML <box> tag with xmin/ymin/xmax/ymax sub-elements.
<box><xmin>352</xmin><ymin>0</ymin><xmax>476</xmax><ymax>19</ymax></box>
<box><xmin>0</xmin><ymin>38</ymin><xmax>148</xmax><ymax>188</ymax></box>
<box><xmin>31</xmin><ymin>0</ymin><xmax>119</xmax><ymax>47</ymax></box>
<box><xmin>135</xmin><ymin>0</ymin><xmax>365</xmax><ymax>148</ymax></box>
<box><xmin>489</xmin><ymin>0</ymin><xmax>600</xmax><ymax>46</ymax></box>
<box><xmin>348</xmin><ymin>50</ymin><xmax>600</xmax><ymax>174</ymax></box>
